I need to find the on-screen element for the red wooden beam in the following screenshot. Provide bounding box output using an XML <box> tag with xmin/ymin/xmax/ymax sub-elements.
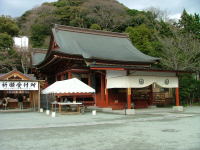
<box><xmin>91</xmin><ymin>67</ymin><xmax>124</xmax><ymax>70</ymax></box>
<box><xmin>56</xmin><ymin>93</ymin><xmax>95</xmax><ymax>97</ymax></box>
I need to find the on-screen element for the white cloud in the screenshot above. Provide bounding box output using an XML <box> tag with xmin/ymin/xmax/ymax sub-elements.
<box><xmin>169</xmin><ymin>13</ymin><xmax>182</xmax><ymax>20</ymax></box>
<box><xmin>117</xmin><ymin>0</ymin><xmax>200</xmax><ymax>19</ymax></box>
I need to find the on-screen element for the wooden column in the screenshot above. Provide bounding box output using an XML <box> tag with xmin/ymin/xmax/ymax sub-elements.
<box><xmin>149</xmin><ymin>85</ymin><xmax>153</xmax><ymax>105</ymax></box>
<box><xmin>68</xmin><ymin>72</ymin><xmax>72</xmax><ymax>79</ymax></box>
<box><xmin>73</xmin><ymin>96</ymin><xmax>76</xmax><ymax>103</ymax></box>
<box><xmin>61</xmin><ymin>73</ymin><xmax>65</xmax><ymax>80</ymax></box>
<box><xmin>100</xmin><ymin>73</ymin><xmax>105</xmax><ymax>103</ymax></box>
<box><xmin>105</xmin><ymin>79</ymin><xmax>108</xmax><ymax>106</ymax></box>
<box><xmin>38</xmin><ymin>82</ymin><xmax>40</xmax><ymax>111</ymax></box>
<box><xmin>127</xmin><ymin>88</ymin><xmax>131</xmax><ymax>109</ymax></box>
<box><xmin>175</xmin><ymin>88</ymin><xmax>180</xmax><ymax>106</ymax></box>
<box><xmin>55</xmin><ymin>74</ymin><xmax>58</xmax><ymax>81</ymax></box>
<box><xmin>88</xmin><ymin>72</ymin><xmax>92</xmax><ymax>86</ymax></box>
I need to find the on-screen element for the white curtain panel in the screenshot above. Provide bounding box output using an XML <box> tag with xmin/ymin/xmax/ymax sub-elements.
<box><xmin>107</xmin><ymin>75</ymin><xmax>178</xmax><ymax>89</ymax></box>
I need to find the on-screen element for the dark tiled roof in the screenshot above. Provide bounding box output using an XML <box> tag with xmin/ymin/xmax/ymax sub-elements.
<box><xmin>31</xmin><ymin>49</ymin><xmax>47</xmax><ymax>66</ymax></box>
<box><xmin>52</xmin><ymin>24</ymin><xmax>159</xmax><ymax>63</ymax></box>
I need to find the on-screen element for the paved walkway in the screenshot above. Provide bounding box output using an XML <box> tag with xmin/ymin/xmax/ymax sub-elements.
<box><xmin>0</xmin><ymin>106</ymin><xmax>200</xmax><ymax>150</ymax></box>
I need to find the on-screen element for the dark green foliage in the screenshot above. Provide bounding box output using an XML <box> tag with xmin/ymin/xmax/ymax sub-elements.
<box><xmin>179</xmin><ymin>74</ymin><xmax>200</xmax><ymax>105</ymax></box>
<box><xmin>90</xmin><ymin>24</ymin><xmax>101</xmax><ymax>30</ymax></box>
<box><xmin>30</xmin><ymin>24</ymin><xmax>50</xmax><ymax>48</ymax></box>
<box><xmin>0</xmin><ymin>48</ymin><xmax>21</xmax><ymax>73</ymax></box>
<box><xmin>179</xmin><ymin>9</ymin><xmax>200</xmax><ymax>39</ymax></box>
<box><xmin>0</xmin><ymin>16</ymin><xmax>19</xmax><ymax>36</ymax></box>
<box><xmin>125</xmin><ymin>25</ymin><xmax>162</xmax><ymax>57</ymax></box>
<box><xmin>0</xmin><ymin>16</ymin><xmax>22</xmax><ymax>72</ymax></box>
<box><xmin>157</xmin><ymin>20</ymin><xmax>173</xmax><ymax>37</ymax></box>
<box><xmin>0</xmin><ymin>33</ymin><xmax>13</xmax><ymax>49</ymax></box>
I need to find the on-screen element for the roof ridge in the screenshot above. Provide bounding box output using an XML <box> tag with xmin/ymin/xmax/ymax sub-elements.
<box><xmin>54</xmin><ymin>24</ymin><xmax>128</xmax><ymax>38</ymax></box>
<box><xmin>31</xmin><ymin>48</ymin><xmax>47</xmax><ymax>54</ymax></box>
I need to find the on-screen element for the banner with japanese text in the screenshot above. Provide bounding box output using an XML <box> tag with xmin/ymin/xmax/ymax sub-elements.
<box><xmin>0</xmin><ymin>81</ymin><xmax>38</xmax><ymax>90</ymax></box>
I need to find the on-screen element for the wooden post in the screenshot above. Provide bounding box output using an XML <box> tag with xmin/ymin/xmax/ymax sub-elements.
<box><xmin>93</xmin><ymin>94</ymin><xmax>96</xmax><ymax>106</ymax></box>
<box><xmin>61</xmin><ymin>73</ymin><xmax>65</xmax><ymax>80</ymax></box>
<box><xmin>149</xmin><ymin>85</ymin><xmax>153</xmax><ymax>105</ymax></box>
<box><xmin>175</xmin><ymin>88</ymin><xmax>180</xmax><ymax>106</ymax></box>
<box><xmin>105</xmin><ymin>88</ymin><xmax>109</xmax><ymax>106</ymax></box>
<box><xmin>105</xmin><ymin>78</ymin><xmax>109</xmax><ymax>106</ymax></box>
<box><xmin>127</xmin><ymin>88</ymin><xmax>131</xmax><ymax>109</ymax></box>
<box><xmin>88</xmin><ymin>72</ymin><xmax>92</xmax><ymax>86</ymax></box>
<box><xmin>38</xmin><ymin>82</ymin><xmax>40</xmax><ymax>112</ymax></box>
<box><xmin>100</xmin><ymin>73</ymin><xmax>105</xmax><ymax>103</ymax></box>
<box><xmin>56</xmin><ymin>74</ymin><xmax>58</xmax><ymax>81</ymax></box>
<box><xmin>33</xmin><ymin>91</ymin><xmax>36</xmax><ymax>111</ymax></box>
<box><xmin>68</xmin><ymin>72</ymin><xmax>72</xmax><ymax>79</ymax></box>
<box><xmin>73</xmin><ymin>96</ymin><xmax>76</xmax><ymax>103</ymax></box>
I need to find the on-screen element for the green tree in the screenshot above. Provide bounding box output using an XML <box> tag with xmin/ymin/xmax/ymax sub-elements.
<box><xmin>90</xmin><ymin>24</ymin><xmax>101</xmax><ymax>30</ymax></box>
<box><xmin>0</xmin><ymin>48</ymin><xmax>21</xmax><ymax>73</ymax></box>
<box><xmin>0</xmin><ymin>16</ymin><xmax>21</xmax><ymax>72</ymax></box>
<box><xmin>179</xmin><ymin>74</ymin><xmax>200</xmax><ymax>105</ymax></box>
<box><xmin>30</xmin><ymin>24</ymin><xmax>49</xmax><ymax>48</ymax></box>
<box><xmin>179</xmin><ymin>9</ymin><xmax>200</xmax><ymax>39</ymax></box>
<box><xmin>157</xmin><ymin>20</ymin><xmax>173</xmax><ymax>37</ymax></box>
<box><xmin>0</xmin><ymin>33</ymin><xmax>13</xmax><ymax>49</ymax></box>
<box><xmin>125</xmin><ymin>24</ymin><xmax>161</xmax><ymax>57</ymax></box>
<box><xmin>82</xmin><ymin>0</ymin><xmax>130</xmax><ymax>31</ymax></box>
<box><xmin>0</xmin><ymin>16</ymin><xmax>19</xmax><ymax>36</ymax></box>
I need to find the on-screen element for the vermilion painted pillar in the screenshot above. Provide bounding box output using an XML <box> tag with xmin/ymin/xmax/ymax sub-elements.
<box><xmin>105</xmin><ymin>79</ymin><xmax>109</xmax><ymax>106</ymax></box>
<box><xmin>149</xmin><ymin>85</ymin><xmax>153</xmax><ymax>105</ymax></box>
<box><xmin>61</xmin><ymin>73</ymin><xmax>65</xmax><ymax>80</ymax></box>
<box><xmin>68</xmin><ymin>72</ymin><xmax>72</xmax><ymax>79</ymax></box>
<box><xmin>88</xmin><ymin>73</ymin><xmax>91</xmax><ymax>86</ymax></box>
<box><xmin>101</xmin><ymin>73</ymin><xmax>105</xmax><ymax>103</ymax></box>
<box><xmin>127</xmin><ymin>88</ymin><xmax>131</xmax><ymax>109</ymax></box>
<box><xmin>175</xmin><ymin>88</ymin><xmax>180</xmax><ymax>106</ymax></box>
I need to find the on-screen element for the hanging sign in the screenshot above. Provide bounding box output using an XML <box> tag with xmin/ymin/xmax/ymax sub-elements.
<box><xmin>0</xmin><ymin>81</ymin><xmax>38</xmax><ymax>91</ymax></box>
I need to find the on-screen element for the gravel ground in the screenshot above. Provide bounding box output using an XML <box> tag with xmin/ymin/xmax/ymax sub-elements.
<box><xmin>0</xmin><ymin>106</ymin><xmax>200</xmax><ymax>150</ymax></box>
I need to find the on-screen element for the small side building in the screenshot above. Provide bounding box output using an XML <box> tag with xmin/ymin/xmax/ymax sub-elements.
<box><xmin>0</xmin><ymin>70</ymin><xmax>41</xmax><ymax>111</ymax></box>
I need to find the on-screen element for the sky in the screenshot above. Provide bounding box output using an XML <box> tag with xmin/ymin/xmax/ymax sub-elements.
<box><xmin>0</xmin><ymin>0</ymin><xmax>199</xmax><ymax>19</ymax></box>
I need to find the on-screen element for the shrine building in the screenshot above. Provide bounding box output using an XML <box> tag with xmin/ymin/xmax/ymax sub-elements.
<box><xmin>32</xmin><ymin>24</ymin><xmax>184</xmax><ymax>111</ymax></box>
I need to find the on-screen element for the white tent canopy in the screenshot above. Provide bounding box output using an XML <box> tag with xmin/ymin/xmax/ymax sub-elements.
<box><xmin>42</xmin><ymin>78</ymin><xmax>95</xmax><ymax>94</ymax></box>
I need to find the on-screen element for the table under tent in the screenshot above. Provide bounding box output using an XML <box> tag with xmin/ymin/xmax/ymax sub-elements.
<box><xmin>41</xmin><ymin>78</ymin><xmax>95</xmax><ymax>114</ymax></box>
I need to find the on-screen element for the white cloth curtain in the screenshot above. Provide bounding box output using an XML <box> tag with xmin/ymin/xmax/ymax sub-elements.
<box><xmin>107</xmin><ymin>76</ymin><xmax>178</xmax><ymax>89</ymax></box>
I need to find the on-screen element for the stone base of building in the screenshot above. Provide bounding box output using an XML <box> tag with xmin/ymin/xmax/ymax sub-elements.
<box><xmin>87</xmin><ymin>106</ymin><xmax>135</xmax><ymax>115</ymax></box>
<box><xmin>125</xmin><ymin>109</ymin><xmax>135</xmax><ymax>115</ymax></box>
<box><xmin>172</xmin><ymin>106</ymin><xmax>184</xmax><ymax>112</ymax></box>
